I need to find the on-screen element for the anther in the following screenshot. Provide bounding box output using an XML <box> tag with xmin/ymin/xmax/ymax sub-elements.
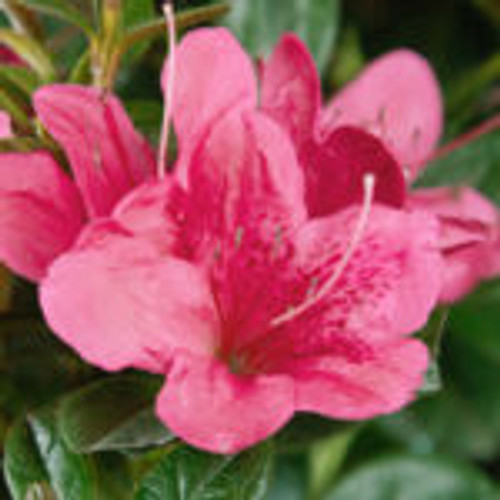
<box><xmin>270</xmin><ymin>173</ymin><xmax>377</xmax><ymax>328</ymax></box>
<box><xmin>157</xmin><ymin>0</ymin><xmax>176</xmax><ymax>179</ymax></box>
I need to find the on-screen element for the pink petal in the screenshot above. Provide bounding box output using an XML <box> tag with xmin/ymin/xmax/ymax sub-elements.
<box><xmin>321</xmin><ymin>50</ymin><xmax>443</xmax><ymax>179</ymax></box>
<box><xmin>237</xmin><ymin>207</ymin><xmax>441</xmax><ymax>374</ymax></box>
<box><xmin>185</xmin><ymin>109</ymin><xmax>306</xmax><ymax>261</ymax></box>
<box><xmin>0</xmin><ymin>152</ymin><xmax>84</xmax><ymax>280</ymax></box>
<box><xmin>112</xmin><ymin>177</ymin><xmax>186</xmax><ymax>254</ymax></box>
<box><xmin>293</xmin><ymin>339</ymin><xmax>428</xmax><ymax>419</ymax></box>
<box><xmin>409</xmin><ymin>187</ymin><xmax>500</xmax><ymax>302</ymax></box>
<box><xmin>303</xmin><ymin>126</ymin><xmax>406</xmax><ymax>217</ymax></box>
<box><xmin>156</xmin><ymin>354</ymin><xmax>294</xmax><ymax>454</ymax></box>
<box><xmin>409</xmin><ymin>187</ymin><xmax>498</xmax><ymax>223</ymax></box>
<box><xmin>41</xmin><ymin>222</ymin><xmax>218</xmax><ymax>373</ymax></box>
<box><xmin>294</xmin><ymin>206</ymin><xmax>442</xmax><ymax>338</ymax></box>
<box><xmin>0</xmin><ymin>111</ymin><xmax>12</xmax><ymax>138</ymax></box>
<box><xmin>163</xmin><ymin>28</ymin><xmax>257</xmax><ymax>182</ymax></box>
<box><xmin>34</xmin><ymin>85</ymin><xmax>155</xmax><ymax>217</ymax></box>
<box><xmin>261</xmin><ymin>33</ymin><xmax>321</xmax><ymax>151</ymax></box>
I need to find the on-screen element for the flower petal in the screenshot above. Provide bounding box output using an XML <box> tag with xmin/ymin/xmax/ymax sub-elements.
<box><xmin>185</xmin><ymin>109</ymin><xmax>306</xmax><ymax>260</ymax></box>
<box><xmin>0</xmin><ymin>111</ymin><xmax>12</xmax><ymax>138</ymax></box>
<box><xmin>235</xmin><ymin>207</ymin><xmax>440</xmax><ymax>375</ymax></box>
<box><xmin>0</xmin><ymin>151</ymin><xmax>84</xmax><ymax>280</ymax></box>
<box><xmin>292</xmin><ymin>339</ymin><xmax>428</xmax><ymax>419</ymax></box>
<box><xmin>409</xmin><ymin>187</ymin><xmax>500</xmax><ymax>302</ymax></box>
<box><xmin>34</xmin><ymin>85</ymin><xmax>155</xmax><ymax>217</ymax></box>
<box><xmin>321</xmin><ymin>50</ymin><xmax>443</xmax><ymax>179</ymax></box>
<box><xmin>112</xmin><ymin>177</ymin><xmax>186</xmax><ymax>254</ymax></box>
<box><xmin>293</xmin><ymin>207</ymin><xmax>442</xmax><ymax>338</ymax></box>
<box><xmin>163</xmin><ymin>28</ymin><xmax>257</xmax><ymax>182</ymax></box>
<box><xmin>41</xmin><ymin>222</ymin><xmax>218</xmax><ymax>373</ymax></box>
<box><xmin>156</xmin><ymin>354</ymin><xmax>294</xmax><ymax>454</ymax></box>
<box><xmin>303</xmin><ymin>126</ymin><xmax>406</xmax><ymax>217</ymax></box>
<box><xmin>261</xmin><ymin>33</ymin><xmax>321</xmax><ymax>151</ymax></box>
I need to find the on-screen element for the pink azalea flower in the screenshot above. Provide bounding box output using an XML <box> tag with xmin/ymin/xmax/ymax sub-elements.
<box><xmin>0</xmin><ymin>85</ymin><xmax>155</xmax><ymax>281</ymax></box>
<box><xmin>255</xmin><ymin>31</ymin><xmax>500</xmax><ymax>302</ymax></box>
<box><xmin>41</xmin><ymin>29</ymin><xmax>442</xmax><ymax>453</ymax></box>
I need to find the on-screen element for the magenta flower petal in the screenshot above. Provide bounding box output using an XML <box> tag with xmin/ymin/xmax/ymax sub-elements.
<box><xmin>156</xmin><ymin>354</ymin><xmax>294</xmax><ymax>454</ymax></box>
<box><xmin>292</xmin><ymin>207</ymin><xmax>442</xmax><ymax>338</ymax></box>
<box><xmin>0</xmin><ymin>152</ymin><xmax>84</xmax><ymax>280</ymax></box>
<box><xmin>163</xmin><ymin>28</ymin><xmax>257</xmax><ymax>181</ymax></box>
<box><xmin>41</xmin><ymin>222</ymin><xmax>218</xmax><ymax>373</ymax></box>
<box><xmin>34</xmin><ymin>85</ymin><xmax>155</xmax><ymax>217</ymax></box>
<box><xmin>321</xmin><ymin>50</ymin><xmax>443</xmax><ymax>179</ymax></box>
<box><xmin>292</xmin><ymin>339</ymin><xmax>428</xmax><ymax>419</ymax></box>
<box><xmin>261</xmin><ymin>33</ymin><xmax>321</xmax><ymax>151</ymax></box>
<box><xmin>303</xmin><ymin>126</ymin><xmax>406</xmax><ymax>216</ymax></box>
<box><xmin>0</xmin><ymin>111</ymin><xmax>12</xmax><ymax>138</ymax></box>
<box><xmin>409</xmin><ymin>187</ymin><xmax>500</xmax><ymax>302</ymax></box>
<box><xmin>184</xmin><ymin>109</ymin><xmax>306</xmax><ymax>261</ymax></box>
<box><xmin>112</xmin><ymin>178</ymin><xmax>186</xmax><ymax>254</ymax></box>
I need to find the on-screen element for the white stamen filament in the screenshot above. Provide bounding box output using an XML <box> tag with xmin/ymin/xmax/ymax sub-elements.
<box><xmin>270</xmin><ymin>173</ymin><xmax>377</xmax><ymax>328</ymax></box>
<box><xmin>157</xmin><ymin>0</ymin><xmax>176</xmax><ymax>179</ymax></box>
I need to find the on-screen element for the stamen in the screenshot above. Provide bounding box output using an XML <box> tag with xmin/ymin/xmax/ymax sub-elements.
<box><xmin>270</xmin><ymin>173</ymin><xmax>377</xmax><ymax>328</ymax></box>
<box><xmin>157</xmin><ymin>0</ymin><xmax>176</xmax><ymax>179</ymax></box>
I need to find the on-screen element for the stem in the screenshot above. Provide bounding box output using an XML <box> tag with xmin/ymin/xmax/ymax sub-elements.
<box><xmin>120</xmin><ymin>3</ymin><xmax>230</xmax><ymax>56</ymax></box>
<box><xmin>428</xmin><ymin>114</ymin><xmax>500</xmax><ymax>164</ymax></box>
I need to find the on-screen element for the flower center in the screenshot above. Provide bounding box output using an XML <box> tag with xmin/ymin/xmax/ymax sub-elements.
<box><xmin>157</xmin><ymin>0</ymin><xmax>176</xmax><ymax>179</ymax></box>
<box><xmin>270</xmin><ymin>173</ymin><xmax>377</xmax><ymax>328</ymax></box>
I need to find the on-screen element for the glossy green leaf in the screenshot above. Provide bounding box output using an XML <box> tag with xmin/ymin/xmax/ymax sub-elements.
<box><xmin>59</xmin><ymin>375</ymin><xmax>173</xmax><ymax>453</ymax></box>
<box><xmin>326</xmin><ymin>455</ymin><xmax>500</xmax><ymax>500</ymax></box>
<box><xmin>13</xmin><ymin>0</ymin><xmax>94</xmax><ymax>36</ymax></box>
<box><xmin>27</xmin><ymin>407</ymin><xmax>96</xmax><ymax>500</ymax></box>
<box><xmin>224</xmin><ymin>0</ymin><xmax>340</xmax><ymax>73</ymax></box>
<box><xmin>135</xmin><ymin>443</ymin><xmax>273</xmax><ymax>500</ymax></box>
<box><xmin>3</xmin><ymin>420</ymin><xmax>51</xmax><ymax>500</ymax></box>
<box><xmin>4</xmin><ymin>406</ymin><xmax>134</xmax><ymax>500</ymax></box>
<box><xmin>416</xmin><ymin>128</ymin><xmax>500</xmax><ymax>204</ymax></box>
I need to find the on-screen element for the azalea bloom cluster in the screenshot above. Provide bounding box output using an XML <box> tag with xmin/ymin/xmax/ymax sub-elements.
<box><xmin>0</xmin><ymin>28</ymin><xmax>499</xmax><ymax>454</ymax></box>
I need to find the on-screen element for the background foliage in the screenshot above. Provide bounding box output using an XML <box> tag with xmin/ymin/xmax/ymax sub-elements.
<box><xmin>0</xmin><ymin>0</ymin><xmax>499</xmax><ymax>498</ymax></box>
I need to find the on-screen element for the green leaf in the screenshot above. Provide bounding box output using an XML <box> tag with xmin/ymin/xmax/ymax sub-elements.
<box><xmin>325</xmin><ymin>455</ymin><xmax>500</xmax><ymax>500</ymax></box>
<box><xmin>27</xmin><ymin>407</ymin><xmax>97</xmax><ymax>500</ymax></box>
<box><xmin>266</xmin><ymin>454</ymin><xmax>308</xmax><ymax>500</ymax></box>
<box><xmin>275</xmin><ymin>414</ymin><xmax>356</xmax><ymax>453</ymax></box>
<box><xmin>135</xmin><ymin>443</ymin><xmax>273</xmax><ymax>500</ymax></box>
<box><xmin>4</xmin><ymin>406</ymin><xmax>134</xmax><ymax>500</ymax></box>
<box><xmin>416</xmin><ymin>128</ymin><xmax>500</xmax><ymax>204</ymax></box>
<box><xmin>59</xmin><ymin>375</ymin><xmax>173</xmax><ymax>453</ymax></box>
<box><xmin>13</xmin><ymin>0</ymin><xmax>94</xmax><ymax>36</ymax></box>
<box><xmin>3</xmin><ymin>420</ymin><xmax>52</xmax><ymax>500</ymax></box>
<box><xmin>3</xmin><ymin>409</ymin><xmax>94</xmax><ymax>500</ymax></box>
<box><xmin>224</xmin><ymin>0</ymin><xmax>341</xmax><ymax>73</ymax></box>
